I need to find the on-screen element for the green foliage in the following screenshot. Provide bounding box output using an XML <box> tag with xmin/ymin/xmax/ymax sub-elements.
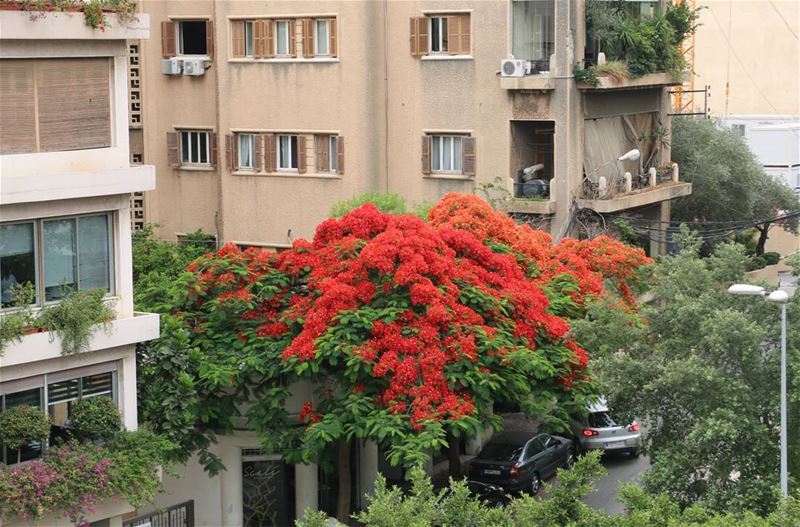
<box><xmin>574</xmin><ymin>65</ymin><xmax>600</xmax><ymax>86</ymax></box>
<box><xmin>17</xmin><ymin>0</ymin><xmax>137</xmax><ymax>29</ymax></box>
<box><xmin>70</xmin><ymin>396</ymin><xmax>122</xmax><ymax>442</ymax></box>
<box><xmin>330</xmin><ymin>192</ymin><xmax>409</xmax><ymax>217</ymax></box>
<box><xmin>787</xmin><ymin>253</ymin><xmax>800</xmax><ymax>277</ymax></box>
<box><xmin>748</xmin><ymin>255</ymin><xmax>768</xmax><ymax>271</ymax></box>
<box><xmin>593</xmin><ymin>60</ymin><xmax>630</xmax><ymax>83</ymax></box>
<box><xmin>762</xmin><ymin>252</ymin><xmax>781</xmax><ymax>266</ymax></box>
<box><xmin>0</xmin><ymin>282</ymin><xmax>37</xmax><ymax>356</ymax></box>
<box><xmin>37</xmin><ymin>288</ymin><xmax>115</xmax><ymax>355</ymax></box>
<box><xmin>0</xmin><ymin>405</ymin><xmax>50</xmax><ymax>463</ymax></box>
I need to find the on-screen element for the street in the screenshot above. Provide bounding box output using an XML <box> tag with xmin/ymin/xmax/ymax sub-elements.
<box><xmin>583</xmin><ymin>452</ymin><xmax>651</xmax><ymax>515</ymax></box>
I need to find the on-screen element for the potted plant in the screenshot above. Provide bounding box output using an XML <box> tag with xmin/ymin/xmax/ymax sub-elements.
<box><xmin>0</xmin><ymin>282</ymin><xmax>38</xmax><ymax>355</ymax></box>
<box><xmin>70</xmin><ymin>397</ymin><xmax>122</xmax><ymax>442</ymax></box>
<box><xmin>37</xmin><ymin>288</ymin><xmax>116</xmax><ymax>355</ymax></box>
<box><xmin>0</xmin><ymin>404</ymin><xmax>51</xmax><ymax>464</ymax></box>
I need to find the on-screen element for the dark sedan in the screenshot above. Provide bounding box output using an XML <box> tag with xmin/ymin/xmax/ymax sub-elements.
<box><xmin>468</xmin><ymin>432</ymin><xmax>574</xmax><ymax>495</ymax></box>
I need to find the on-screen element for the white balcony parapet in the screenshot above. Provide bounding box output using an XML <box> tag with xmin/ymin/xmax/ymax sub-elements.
<box><xmin>0</xmin><ymin>11</ymin><xmax>149</xmax><ymax>41</ymax></box>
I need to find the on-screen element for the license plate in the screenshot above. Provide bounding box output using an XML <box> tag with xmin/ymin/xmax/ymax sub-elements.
<box><xmin>606</xmin><ymin>441</ymin><xmax>625</xmax><ymax>448</ymax></box>
<box><xmin>483</xmin><ymin>469</ymin><xmax>501</xmax><ymax>476</ymax></box>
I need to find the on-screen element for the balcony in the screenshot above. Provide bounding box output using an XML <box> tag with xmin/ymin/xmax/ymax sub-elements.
<box><xmin>501</xmin><ymin>197</ymin><xmax>556</xmax><ymax>215</ymax></box>
<box><xmin>0</xmin><ymin>8</ymin><xmax>149</xmax><ymax>41</ymax></box>
<box><xmin>500</xmin><ymin>74</ymin><xmax>555</xmax><ymax>91</ymax></box>
<box><xmin>577</xmin><ymin>164</ymin><xmax>692</xmax><ymax>213</ymax></box>
<box><xmin>576</xmin><ymin>71</ymin><xmax>681</xmax><ymax>91</ymax></box>
<box><xmin>0</xmin><ymin>311</ymin><xmax>159</xmax><ymax>368</ymax></box>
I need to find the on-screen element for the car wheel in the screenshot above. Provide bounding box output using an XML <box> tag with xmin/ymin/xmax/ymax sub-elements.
<box><xmin>529</xmin><ymin>473</ymin><xmax>542</xmax><ymax>496</ymax></box>
<box><xmin>629</xmin><ymin>448</ymin><xmax>640</xmax><ymax>458</ymax></box>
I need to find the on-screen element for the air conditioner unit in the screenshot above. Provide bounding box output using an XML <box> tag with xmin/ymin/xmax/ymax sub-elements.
<box><xmin>501</xmin><ymin>58</ymin><xmax>526</xmax><ymax>78</ymax></box>
<box><xmin>161</xmin><ymin>58</ymin><xmax>182</xmax><ymax>75</ymax></box>
<box><xmin>182</xmin><ymin>58</ymin><xmax>207</xmax><ymax>76</ymax></box>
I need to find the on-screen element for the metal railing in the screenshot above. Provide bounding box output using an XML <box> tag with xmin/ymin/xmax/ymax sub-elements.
<box><xmin>123</xmin><ymin>500</ymin><xmax>194</xmax><ymax>527</ymax></box>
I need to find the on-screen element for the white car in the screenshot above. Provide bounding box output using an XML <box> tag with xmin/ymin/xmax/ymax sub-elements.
<box><xmin>570</xmin><ymin>399</ymin><xmax>641</xmax><ymax>457</ymax></box>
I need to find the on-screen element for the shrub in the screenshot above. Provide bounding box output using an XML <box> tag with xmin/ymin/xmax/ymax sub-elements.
<box><xmin>762</xmin><ymin>252</ymin><xmax>781</xmax><ymax>266</ymax></box>
<box><xmin>747</xmin><ymin>256</ymin><xmax>768</xmax><ymax>271</ymax></box>
<box><xmin>0</xmin><ymin>405</ymin><xmax>51</xmax><ymax>464</ymax></box>
<box><xmin>70</xmin><ymin>397</ymin><xmax>122</xmax><ymax>442</ymax></box>
<box><xmin>593</xmin><ymin>60</ymin><xmax>630</xmax><ymax>83</ymax></box>
<box><xmin>37</xmin><ymin>288</ymin><xmax>115</xmax><ymax>355</ymax></box>
<box><xmin>0</xmin><ymin>282</ymin><xmax>37</xmax><ymax>356</ymax></box>
<box><xmin>573</xmin><ymin>65</ymin><xmax>599</xmax><ymax>86</ymax></box>
<box><xmin>330</xmin><ymin>192</ymin><xmax>409</xmax><ymax>217</ymax></box>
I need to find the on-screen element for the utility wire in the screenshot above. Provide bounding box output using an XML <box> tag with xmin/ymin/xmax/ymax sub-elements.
<box><xmin>768</xmin><ymin>0</ymin><xmax>800</xmax><ymax>41</ymax></box>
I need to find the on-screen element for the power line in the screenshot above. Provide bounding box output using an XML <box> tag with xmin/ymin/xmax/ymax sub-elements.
<box><xmin>768</xmin><ymin>0</ymin><xmax>800</xmax><ymax>41</ymax></box>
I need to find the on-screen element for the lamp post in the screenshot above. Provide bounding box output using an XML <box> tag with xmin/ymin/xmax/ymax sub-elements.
<box><xmin>727</xmin><ymin>284</ymin><xmax>790</xmax><ymax>497</ymax></box>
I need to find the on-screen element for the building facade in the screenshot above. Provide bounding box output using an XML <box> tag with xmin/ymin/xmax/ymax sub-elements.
<box><xmin>135</xmin><ymin>0</ymin><xmax>690</xmax><ymax>257</ymax></box>
<box><xmin>0</xmin><ymin>9</ymin><xmax>159</xmax><ymax>526</ymax></box>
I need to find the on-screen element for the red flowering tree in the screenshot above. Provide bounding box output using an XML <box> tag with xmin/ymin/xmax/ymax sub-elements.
<box><xmin>148</xmin><ymin>194</ymin><xmax>649</xmax><ymax>521</ymax></box>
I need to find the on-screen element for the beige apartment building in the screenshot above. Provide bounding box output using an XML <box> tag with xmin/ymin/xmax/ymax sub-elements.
<box><xmin>134</xmin><ymin>0</ymin><xmax>691</xmax><ymax>257</ymax></box>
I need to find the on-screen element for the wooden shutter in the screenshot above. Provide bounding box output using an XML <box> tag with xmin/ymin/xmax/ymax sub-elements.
<box><xmin>37</xmin><ymin>58</ymin><xmax>111</xmax><ymax>152</ymax></box>
<box><xmin>162</xmin><ymin>21</ymin><xmax>176</xmax><ymax>58</ymax></box>
<box><xmin>266</xmin><ymin>20</ymin><xmax>275</xmax><ymax>57</ymax></box>
<box><xmin>0</xmin><ymin>59</ymin><xmax>36</xmax><ymax>154</ymax></box>
<box><xmin>167</xmin><ymin>132</ymin><xmax>180</xmax><ymax>168</ymax></box>
<box><xmin>289</xmin><ymin>19</ymin><xmax>297</xmax><ymax>57</ymax></box>
<box><xmin>459</xmin><ymin>15</ymin><xmax>471</xmax><ymax>55</ymax></box>
<box><xmin>225</xmin><ymin>134</ymin><xmax>235</xmax><ymax>170</ymax></box>
<box><xmin>264</xmin><ymin>133</ymin><xmax>276</xmax><ymax>172</ymax></box>
<box><xmin>315</xmin><ymin>135</ymin><xmax>328</xmax><ymax>172</ymax></box>
<box><xmin>421</xmin><ymin>136</ymin><xmax>431</xmax><ymax>174</ymax></box>
<box><xmin>410</xmin><ymin>17</ymin><xmax>422</xmax><ymax>56</ymax></box>
<box><xmin>231</xmin><ymin>20</ymin><xmax>245</xmax><ymax>58</ymax></box>
<box><xmin>255</xmin><ymin>134</ymin><xmax>264</xmax><ymax>172</ymax></box>
<box><xmin>446</xmin><ymin>15</ymin><xmax>461</xmax><ymax>55</ymax></box>
<box><xmin>302</xmin><ymin>19</ymin><xmax>314</xmax><ymax>57</ymax></box>
<box><xmin>336</xmin><ymin>137</ymin><xmax>345</xmax><ymax>174</ymax></box>
<box><xmin>417</xmin><ymin>17</ymin><xmax>429</xmax><ymax>56</ymax></box>
<box><xmin>297</xmin><ymin>135</ymin><xmax>307</xmax><ymax>173</ymax></box>
<box><xmin>329</xmin><ymin>18</ymin><xmax>337</xmax><ymax>57</ymax></box>
<box><xmin>210</xmin><ymin>132</ymin><xmax>218</xmax><ymax>166</ymax></box>
<box><xmin>462</xmin><ymin>136</ymin><xmax>475</xmax><ymax>176</ymax></box>
<box><xmin>253</xmin><ymin>20</ymin><xmax>266</xmax><ymax>58</ymax></box>
<box><xmin>205</xmin><ymin>20</ymin><xmax>215</xmax><ymax>58</ymax></box>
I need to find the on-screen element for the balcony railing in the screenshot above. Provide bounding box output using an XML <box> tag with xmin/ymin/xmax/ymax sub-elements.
<box><xmin>577</xmin><ymin>163</ymin><xmax>692</xmax><ymax>213</ymax></box>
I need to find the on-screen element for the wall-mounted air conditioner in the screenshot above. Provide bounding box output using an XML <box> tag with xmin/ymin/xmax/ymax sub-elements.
<box><xmin>162</xmin><ymin>58</ymin><xmax>182</xmax><ymax>75</ymax></box>
<box><xmin>183</xmin><ymin>58</ymin><xmax>208</xmax><ymax>76</ymax></box>
<box><xmin>501</xmin><ymin>58</ymin><xmax>526</xmax><ymax>78</ymax></box>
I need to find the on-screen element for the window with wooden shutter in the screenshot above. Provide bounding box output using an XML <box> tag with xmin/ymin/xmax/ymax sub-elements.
<box><xmin>315</xmin><ymin>135</ymin><xmax>329</xmax><ymax>172</ymax></box>
<box><xmin>336</xmin><ymin>137</ymin><xmax>345</xmax><ymax>174</ymax></box>
<box><xmin>0</xmin><ymin>59</ymin><xmax>36</xmax><ymax>154</ymax></box>
<box><xmin>264</xmin><ymin>134</ymin><xmax>276</xmax><ymax>172</ymax></box>
<box><xmin>458</xmin><ymin>15</ymin><xmax>471</xmax><ymax>55</ymax></box>
<box><xmin>209</xmin><ymin>132</ymin><xmax>218</xmax><ymax>166</ymax></box>
<box><xmin>266</xmin><ymin>20</ymin><xmax>276</xmax><ymax>57</ymax></box>
<box><xmin>410</xmin><ymin>17</ymin><xmax>427</xmax><ymax>56</ymax></box>
<box><xmin>297</xmin><ymin>135</ymin><xmax>307</xmax><ymax>173</ymax></box>
<box><xmin>225</xmin><ymin>134</ymin><xmax>235</xmax><ymax>171</ymax></box>
<box><xmin>167</xmin><ymin>132</ymin><xmax>180</xmax><ymax>168</ymax></box>
<box><xmin>421</xmin><ymin>136</ymin><xmax>432</xmax><ymax>174</ymax></box>
<box><xmin>255</xmin><ymin>134</ymin><xmax>264</xmax><ymax>172</ymax></box>
<box><xmin>37</xmin><ymin>58</ymin><xmax>111</xmax><ymax>152</ymax></box>
<box><xmin>329</xmin><ymin>18</ymin><xmax>337</xmax><ymax>57</ymax></box>
<box><xmin>289</xmin><ymin>20</ymin><xmax>297</xmax><ymax>57</ymax></box>
<box><xmin>446</xmin><ymin>14</ymin><xmax>471</xmax><ymax>55</ymax></box>
<box><xmin>205</xmin><ymin>20</ymin><xmax>215</xmax><ymax>58</ymax></box>
<box><xmin>302</xmin><ymin>19</ymin><xmax>314</xmax><ymax>58</ymax></box>
<box><xmin>231</xmin><ymin>20</ymin><xmax>245</xmax><ymax>58</ymax></box>
<box><xmin>462</xmin><ymin>136</ymin><xmax>476</xmax><ymax>176</ymax></box>
<box><xmin>162</xmin><ymin>21</ymin><xmax>176</xmax><ymax>58</ymax></box>
<box><xmin>252</xmin><ymin>20</ymin><xmax>264</xmax><ymax>58</ymax></box>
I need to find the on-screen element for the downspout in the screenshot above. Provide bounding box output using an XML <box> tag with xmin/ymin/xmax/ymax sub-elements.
<box><xmin>213</xmin><ymin>1</ymin><xmax>224</xmax><ymax>246</ymax></box>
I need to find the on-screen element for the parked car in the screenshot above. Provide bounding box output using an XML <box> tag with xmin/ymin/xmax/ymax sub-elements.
<box><xmin>468</xmin><ymin>432</ymin><xmax>574</xmax><ymax>495</ymax></box>
<box><xmin>570</xmin><ymin>399</ymin><xmax>641</xmax><ymax>457</ymax></box>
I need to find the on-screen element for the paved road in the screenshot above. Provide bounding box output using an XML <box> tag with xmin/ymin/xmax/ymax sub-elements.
<box><xmin>583</xmin><ymin>451</ymin><xmax>650</xmax><ymax>514</ymax></box>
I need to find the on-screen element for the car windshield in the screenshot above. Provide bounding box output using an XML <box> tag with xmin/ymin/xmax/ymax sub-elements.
<box><xmin>588</xmin><ymin>411</ymin><xmax>618</xmax><ymax>428</ymax></box>
<box><xmin>478</xmin><ymin>442</ymin><xmax>524</xmax><ymax>462</ymax></box>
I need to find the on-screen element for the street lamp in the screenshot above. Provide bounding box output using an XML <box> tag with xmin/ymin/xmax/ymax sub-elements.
<box><xmin>727</xmin><ymin>284</ymin><xmax>790</xmax><ymax>497</ymax></box>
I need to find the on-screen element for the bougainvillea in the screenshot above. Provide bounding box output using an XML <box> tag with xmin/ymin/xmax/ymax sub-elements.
<box><xmin>155</xmin><ymin>193</ymin><xmax>650</xmax><ymax>479</ymax></box>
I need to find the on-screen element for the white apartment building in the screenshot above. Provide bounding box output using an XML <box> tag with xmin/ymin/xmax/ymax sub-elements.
<box><xmin>0</xmin><ymin>9</ymin><xmax>159</xmax><ymax>527</ymax></box>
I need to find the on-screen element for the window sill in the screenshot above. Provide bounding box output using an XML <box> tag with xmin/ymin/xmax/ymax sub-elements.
<box><xmin>421</xmin><ymin>54</ymin><xmax>473</xmax><ymax>61</ymax></box>
<box><xmin>232</xmin><ymin>171</ymin><xmax>342</xmax><ymax>180</ymax></box>
<box><xmin>228</xmin><ymin>57</ymin><xmax>340</xmax><ymax>64</ymax></box>
<box><xmin>423</xmin><ymin>173</ymin><xmax>474</xmax><ymax>181</ymax></box>
<box><xmin>176</xmin><ymin>165</ymin><xmax>215</xmax><ymax>172</ymax></box>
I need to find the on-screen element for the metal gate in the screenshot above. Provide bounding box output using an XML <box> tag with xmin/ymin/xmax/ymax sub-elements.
<box><xmin>123</xmin><ymin>500</ymin><xmax>194</xmax><ymax>527</ymax></box>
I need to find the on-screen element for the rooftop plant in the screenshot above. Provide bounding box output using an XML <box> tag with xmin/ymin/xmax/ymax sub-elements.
<box><xmin>0</xmin><ymin>282</ymin><xmax>37</xmax><ymax>356</ymax></box>
<box><xmin>37</xmin><ymin>288</ymin><xmax>116</xmax><ymax>355</ymax></box>
<box><xmin>1</xmin><ymin>0</ymin><xmax>136</xmax><ymax>30</ymax></box>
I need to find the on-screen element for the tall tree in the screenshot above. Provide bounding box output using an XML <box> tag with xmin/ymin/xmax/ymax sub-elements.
<box><xmin>670</xmin><ymin>118</ymin><xmax>799</xmax><ymax>255</ymax></box>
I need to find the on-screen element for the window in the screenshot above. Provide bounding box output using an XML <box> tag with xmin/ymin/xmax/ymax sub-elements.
<box><xmin>245</xmin><ymin>21</ymin><xmax>254</xmax><ymax>57</ymax></box>
<box><xmin>313</xmin><ymin>135</ymin><xmax>344</xmax><ymax>174</ymax></box>
<box><xmin>410</xmin><ymin>14</ymin><xmax>470</xmax><ymax>57</ymax></box>
<box><xmin>430</xmin><ymin>17</ymin><xmax>448</xmax><ymax>53</ymax></box>
<box><xmin>732</xmin><ymin>124</ymin><xmax>746</xmax><ymax>137</ymax></box>
<box><xmin>1</xmin><ymin>214</ymin><xmax>113</xmax><ymax>308</ymax></box>
<box><xmin>512</xmin><ymin>1</ymin><xmax>554</xmax><ymax>70</ymax></box>
<box><xmin>1</xmin><ymin>388</ymin><xmax>44</xmax><ymax>464</ymax></box>
<box><xmin>48</xmin><ymin>372</ymin><xmax>114</xmax><ymax>439</ymax></box>
<box><xmin>277</xmin><ymin>134</ymin><xmax>298</xmax><ymax>170</ymax></box>
<box><xmin>276</xmin><ymin>20</ymin><xmax>291</xmax><ymax>56</ymax></box>
<box><xmin>178</xmin><ymin>20</ymin><xmax>208</xmax><ymax>55</ymax></box>
<box><xmin>328</xmin><ymin>136</ymin><xmax>338</xmax><ymax>172</ymax></box>
<box><xmin>180</xmin><ymin>131</ymin><xmax>211</xmax><ymax>165</ymax></box>
<box><xmin>238</xmin><ymin>134</ymin><xmax>256</xmax><ymax>170</ymax></box>
<box><xmin>523</xmin><ymin>437</ymin><xmax>545</xmax><ymax>460</ymax></box>
<box><xmin>315</xmin><ymin>19</ymin><xmax>330</xmax><ymax>55</ymax></box>
<box><xmin>0</xmin><ymin>58</ymin><xmax>111</xmax><ymax>154</ymax></box>
<box><xmin>431</xmin><ymin>135</ymin><xmax>463</xmax><ymax>172</ymax></box>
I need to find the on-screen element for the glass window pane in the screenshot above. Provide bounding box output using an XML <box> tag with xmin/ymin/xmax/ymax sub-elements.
<box><xmin>442</xmin><ymin>137</ymin><xmax>452</xmax><ymax>171</ymax></box>
<box><xmin>316</xmin><ymin>20</ymin><xmax>328</xmax><ymax>55</ymax></box>
<box><xmin>277</xmin><ymin>21</ymin><xmax>288</xmax><ymax>55</ymax></box>
<box><xmin>454</xmin><ymin>137</ymin><xmax>463</xmax><ymax>172</ymax></box>
<box><xmin>329</xmin><ymin>136</ymin><xmax>337</xmax><ymax>172</ymax></box>
<box><xmin>82</xmin><ymin>372</ymin><xmax>113</xmax><ymax>397</ymax></box>
<box><xmin>279</xmin><ymin>135</ymin><xmax>288</xmax><ymax>168</ymax></box>
<box><xmin>4</xmin><ymin>388</ymin><xmax>42</xmax><ymax>409</ymax></box>
<box><xmin>0</xmin><ymin>222</ymin><xmax>37</xmax><ymax>307</ymax></box>
<box><xmin>239</xmin><ymin>135</ymin><xmax>253</xmax><ymax>168</ymax></box>
<box><xmin>181</xmin><ymin>132</ymin><xmax>190</xmax><ymax>163</ymax></box>
<box><xmin>431</xmin><ymin>18</ymin><xmax>439</xmax><ymax>52</ymax></box>
<box><xmin>290</xmin><ymin>136</ymin><xmax>297</xmax><ymax>169</ymax></box>
<box><xmin>431</xmin><ymin>136</ymin><xmax>441</xmax><ymax>171</ymax></box>
<box><xmin>48</xmin><ymin>379</ymin><xmax>79</xmax><ymax>405</ymax></box>
<box><xmin>512</xmin><ymin>0</ymin><xmax>554</xmax><ymax>63</ymax></box>
<box><xmin>441</xmin><ymin>17</ymin><xmax>448</xmax><ymax>51</ymax></box>
<box><xmin>199</xmin><ymin>132</ymin><xmax>208</xmax><ymax>164</ymax></box>
<box><xmin>245</xmin><ymin>21</ymin><xmax>254</xmax><ymax>56</ymax></box>
<box><xmin>43</xmin><ymin>219</ymin><xmax>77</xmax><ymax>301</ymax></box>
<box><xmin>78</xmin><ymin>215</ymin><xmax>111</xmax><ymax>292</ymax></box>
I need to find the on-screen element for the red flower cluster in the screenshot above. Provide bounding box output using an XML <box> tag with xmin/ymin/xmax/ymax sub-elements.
<box><xmin>299</xmin><ymin>401</ymin><xmax>321</xmax><ymax>424</ymax></box>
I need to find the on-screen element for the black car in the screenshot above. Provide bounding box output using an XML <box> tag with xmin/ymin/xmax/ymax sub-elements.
<box><xmin>468</xmin><ymin>432</ymin><xmax>574</xmax><ymax>495</ymax></box>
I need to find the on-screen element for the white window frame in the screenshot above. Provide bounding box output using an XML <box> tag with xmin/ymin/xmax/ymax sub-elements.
<box><xmin>431</xmin><ymin>135</ymin><xmax>464</xmax><ymax>174</ymax></box>
<box><xmin>328</xmin><ymin>135</ymin><xmax>338</xmax><ymax>173</ymax></box>
<box><xmin>244</xmin><ymin>20</ymin><xmax>254</xmax><ymax>57</ymax></box>
<box><xmin>277</xmin><ymin>134</ymin><xmax>298</xmax><ymax>171</ymax></box>
<box><xmin>180</xmin><ymin>130</ymin><xmax>211</xmax><ymax>166</ymax></box>
<box><xmin>276</xmin><ymin>20</ymin><xmax>291</xmax><ymax>56</ymax></box>
<box><xmin>429</xmin><ymin>16</ymin><xmax>448</xmax><ymax>53</ymax></box>
<box><xmin>314</xmin><ymin>19</ymin><xmax>330</xmax><ymax>56</ymax></box>
<box><xmin>238</xmin><ymin>133</ymin><xmax>256</xmax><ymax>170</ymax></box>
<box><xmin>177</xmin><ymin>20</ymin><xmax>209</xmax><ymax>57</ymax></box>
